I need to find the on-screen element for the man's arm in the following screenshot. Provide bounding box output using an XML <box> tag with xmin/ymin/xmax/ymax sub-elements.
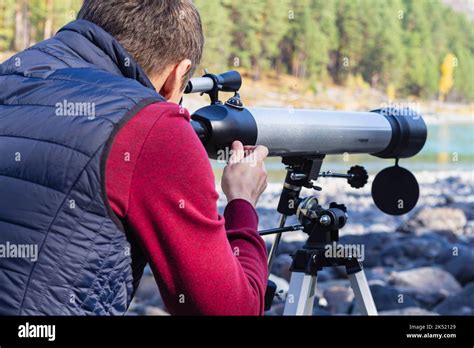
<box><xmin>106</xmin><ymin>102</ymin><xmax>268</xmax><ymax>315</ymax></box>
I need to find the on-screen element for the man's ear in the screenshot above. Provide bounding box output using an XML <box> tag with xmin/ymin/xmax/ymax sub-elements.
<box><xmin>160</xmin><ymin>59</ymin><xmax>192</xmax><ymax>103</ymax></box>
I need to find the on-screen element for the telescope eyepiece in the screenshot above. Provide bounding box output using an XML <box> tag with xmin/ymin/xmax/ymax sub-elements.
<box><xmin>185</xmin><ymin>70</ymin><xmax>242</xmax><ymax>95</ymax></box>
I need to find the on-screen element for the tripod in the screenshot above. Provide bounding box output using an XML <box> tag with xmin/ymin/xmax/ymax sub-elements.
<box><xmin>261</xmin><ymin>156</ymin><xmax>377</xmax><ymax>315</ymax></box>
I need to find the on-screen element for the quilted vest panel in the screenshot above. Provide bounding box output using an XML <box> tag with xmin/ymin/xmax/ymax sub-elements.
<box><xmin>0</xmin><ymin>20</ymin><xmax>164</xmax><ymax>315</ymax></box>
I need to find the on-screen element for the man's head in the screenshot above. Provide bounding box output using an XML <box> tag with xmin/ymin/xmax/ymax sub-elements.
<box><xmin>77</xmin><ymin>0</ymin><xmax>204</xmax><ymax>103</ymax></box>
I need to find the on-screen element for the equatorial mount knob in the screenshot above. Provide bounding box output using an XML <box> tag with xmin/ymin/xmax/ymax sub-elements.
<box><xmin>347</xmin><ymin>165</ymin><xmax>368</xmax><ymax>189</ymax></box>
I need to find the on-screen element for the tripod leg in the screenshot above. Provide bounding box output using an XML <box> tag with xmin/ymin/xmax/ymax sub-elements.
<box><xmin>283</xmin><ymin>272</ymin><xmax>316</xmax><ymax>315</ymax></box>
<box><xmin>267</xmin><ymin>214</ymin><xmax>287</xmax><ymax>272</ymax></box>
<box><xmin>348</xmin><ymin>270</ymin><xmax>378</xmax><ymax>315</ymax></box>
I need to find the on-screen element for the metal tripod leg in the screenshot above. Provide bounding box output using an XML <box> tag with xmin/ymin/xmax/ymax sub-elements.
<box><xmin>283</xmin><ymin>272</ymin><xmax>317</xmax><ymax>315</ymax></box>
<box><xmin>348</xmin><ymin>270</ymin><xmax>378</xmax><ymax>315</ymax></box>
<box><xmin>267</xmin><ymin>215</ymin><xmax>287</xmax><ymax>272</ymax></box>
<box><xmin>283</xmin><ymin>268</ymin><xmax>378</xmax><ymax>316</ymax></box>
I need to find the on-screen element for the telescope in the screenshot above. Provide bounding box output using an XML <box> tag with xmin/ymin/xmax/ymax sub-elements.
<box><xmin>185</xmin><ymin>70</ymin><xmax>427</xmax><ymax>216</ymax></box>
<box><xmin>185</xmin><ymin>71</ymin><xmax>428</xmax><ymax>315</ymax></box>
<box><xmin>186</xmin><ymin>71</ymin><xmax>426</xmax><ymax>160</ymax></box>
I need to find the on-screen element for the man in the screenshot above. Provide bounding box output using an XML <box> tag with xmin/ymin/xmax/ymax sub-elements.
<box><xmin>0</xmin><ymin>0</ymin><xmax>268</xmax><ymax>315</ymax></box>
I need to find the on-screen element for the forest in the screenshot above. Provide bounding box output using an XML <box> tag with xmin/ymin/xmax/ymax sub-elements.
<box><xmin>1</xmin><ymin>0</ymin><xmax>473</xmax><ymax>101</ymax></box>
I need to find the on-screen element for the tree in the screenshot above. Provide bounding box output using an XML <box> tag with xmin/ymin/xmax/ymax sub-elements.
<box><xmin>228</xmin><ymin>0</ymin><xmax>266</xmax><ymax>79</ymax></box>
<box><xmin>311</xmin><ymin>0</ymin><xmax>338</xmax><ymax>80</ymax></box>
<box><xmin>0</xmin><ymin>0</ymin><xmax>16</xmax><ymax>51</ymax></box>
<box><xmin>438</xmin><ymin>53</ymin><xmax>456</xmax><ymax>101</ymax></box>
<box><xmin>334</xmin><ymin>0</ymin><xmax>365</xmax><ymax>84</ymax></box>
<box><xmin>359</xmin><ymin>0</ymin><xmax>405</xmax><ymax>89</ymax></box>
<box><xmin>194</xmin><ymin>0</ymin><xmax>232</xmax><ymax>72</ymax></box>
<box><xmin>259</xmin><ymin>0</ymin><xmax>290</xmax><ymax>74</ymax></box>
<box><xmin>14</xmin><ymin>0</ymin><xmax>30</xmax><ymax>51</ymax></box>
<box><xmin>401</xmin><ymin>0</ymin><xmax>438</xmax><ymax>97</ymax></box>
<box><xmin>44</xmin><ymin>0</ymin><xmax>54</xmax><ymax>39</ymax></box>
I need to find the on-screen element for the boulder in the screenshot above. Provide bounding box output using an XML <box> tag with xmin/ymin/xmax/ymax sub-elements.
<box><xmin>270</xmin><ymin>254</ymin><xmax>293</xmax><ymax>281</ymax></box>
<box><xmin>323</xmin><ymin>286</ymin><xmax>354</xmax><ymax>314</ymax></box>
<box><xmin>365</xmin><ymin>267</ymin><xmax>391</xmax><ymax>283</ymax></box>
<box><xmin>435</xmin><ymin>244</ymin><xmax>472</xmax><ymax>264</ymax></box>
<box><xmin>380</xmin><ymin>234</ymin><xmax>448</xmax><ymax>269</ymax></box>
<box><xmin>446</xmin><ymin>202</ymin><xmax>474</xmax><ymax>221</ymax></box>
<box><xmin>369</xmin><ymin>284</ymin><xmax>419</xmax><ymax>311</ymax></box>
<box><xmin>443</xmin><ymin>249</ymin><xmax>474</xmax><ymax>285</ymax></box>
<box><xmin>339</xmin><ymin>233</ymin><xmax>398</xmax><ymax>268</ymax></box>
<box><xmin>399</xmin><ymin>207</ymin><xmax>467</xmax><ymax>237</ymax></box>
<box><xmin>144</xmin><ymin>306</ymin><xmax>169</xmax><ymax>316</ymax></box>
<box><xmin>265</xmin><ymin>302</ymin><xmax>285</xmax><ymax>316</ymax></box>
<box><xmin>126</xmin><ymin>301</ymin><xmax>146</xmax><ymax>315</ymax></box>
<box><xmin>388</xmin><ymin>267</ymin><xmax>462</xmax><ymax>307</ymax></box>
<box><xmin>135</xmin><ymin>275</ymin><xmax>164</xmax><ymax>308</ymax></box>
<box><xmin>312</xmin><ymin>305</ymin><xmax>332</xmax><ymax>316</ymax></box>
<box><xmin>433</xmin><ymin>282</ymin><xmax>474</xmax><ymax>315</ymax></box>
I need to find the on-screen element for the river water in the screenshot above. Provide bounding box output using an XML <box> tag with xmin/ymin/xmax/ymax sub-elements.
<box><xmin>211</xmin><ymin>122</ymin><xmax>474</xmax><ymax>179</ymax></box>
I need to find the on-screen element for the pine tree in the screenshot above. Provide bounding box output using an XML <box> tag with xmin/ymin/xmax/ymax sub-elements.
<box><xmin>0</xmin><ymin>0</ymin><xmax>16</xmax><ymax>51</ymax></box>
<box><xmin>360</xmin><ymin>0</ymin><xmax>406</xmax><ymax>89</ymax></box>
<box><xmin>334</xmin><ymin>0</ymin><xmax>365</xmax><ymax>84</ymax></box>
<box><xmin>282</xmin><ymin>0</ymin><xmax>329</xmax><ymax>80</ymax></box>
<box><xmin>194</xmin><ymin>0</ymin><xmax>232</xmax><ymax>72</ymax></box>
<box><xmin>401</xmin><ymin>0</ymin><xmax>438</xmax><ymax>97</ymax></box>
<box><xmin>228</xmin><ymin>0</ymin><xmax>266</xmax><ymax>79</ymax></box>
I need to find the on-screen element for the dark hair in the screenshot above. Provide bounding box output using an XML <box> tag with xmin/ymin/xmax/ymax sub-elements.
<box><xmin>77</xmin><ymin>0</ymin><xmax>204</xmax><ymax>86</ymax></box>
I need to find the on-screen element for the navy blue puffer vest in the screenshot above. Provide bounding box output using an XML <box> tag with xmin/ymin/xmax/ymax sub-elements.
<box><xmin>0</xmin><ymin>20</ymin><xmax>164</xmax><ymax>315</ymax></box>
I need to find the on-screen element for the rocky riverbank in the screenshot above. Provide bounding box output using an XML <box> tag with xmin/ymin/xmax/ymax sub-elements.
<box><xmin>128</xmin><ymin>170</ymin><xmax>474</xmax><ymax>315</ymax></box>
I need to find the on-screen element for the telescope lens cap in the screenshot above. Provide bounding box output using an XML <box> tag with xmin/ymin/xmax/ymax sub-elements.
<box><xmin>371</xmin><ymin>165</ymin><xmax>419</xmax><ymax>215</ymax></box>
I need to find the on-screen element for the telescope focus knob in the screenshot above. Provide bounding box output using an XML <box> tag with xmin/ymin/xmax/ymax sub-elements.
<box><xmin>347</xmin><ymin>165</ymin><xmax>368</xmax><ymax>189</ymax></box>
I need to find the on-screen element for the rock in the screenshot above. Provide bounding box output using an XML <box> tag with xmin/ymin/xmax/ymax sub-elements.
<box><xmin>464</xmin><ymin>221</ymin><xmax>474</xmax><ymax>237</ymax></box>
<box><xmin>135</xmin><ymin>275</ymin><xmax>160</xmax><ymax>300</ymax></box>
<box><xmin>126</xmin><ymin>301</ymin><xmax>146</xmax><ymax>315</ymax></box>
<box><xmin>135</xmin><ymin>275</ymin><xmax>164</xmax><ymax>308</ymax></box>
<box><xmin>446</xmin><ymin>202</ymin><xmax>474</xmax><ymax>221</ymax></box>
<box><xmin>331</xmin><ymin>265</ymin><xmax>351</xmax><ymax>279</ymax></box>
<box><xmin>379</xmin><ymin>307</ymin><xmax>438</xmax><ymax>315</ymax></box>
<box><xmin>380</xmin><ymin>234</ymin><xmax>448</xmax><ymax>269</ymax></box>
<box><xmin>316</xmin><ymin>268</ymin><xmax>338</xmax><ymax>282</ymax></box>
<box><xmin>265</xmin><ymin>302</ymin><xmax>285</xmax><ymax>316</ymax></box>
<box><xmin>388</xmin><ymin>267</ymin><xmax>462</xmax><ymax>307</ymax></box>
<box><xmin>144</xmin><ymin>306</ymin><xmax>169</xmax><ymax>316</ymax></box>
<box><xmin>270</xmin><ymin>254</ymin><xmax>293</xmax><ymax>281</ymax></box>
<box><xmin>143</xmin><ymin>264</ymin><xmax>153</xmax><ymax>276</ymax></box>
<box><xmin>276</xmin><ymin>241</ymin><xmax>305</xmax><ymax>256</ymax></box>
<box><xmin>365</xmin><ymin>267</ymin><xmax>391</xmax><ymax>283</ymax></box>
<box><xmin>435</xmin><ymin>244</ymin><xmax>472</xmax><ymax>264</ymax></box>
<box><xmin>312</xmin><ymin>305</ymin><xmax>332</xmax><ymax>316</ymax></box>
<box><xmin>314</xmin><ymin>279</ymin><xmax>351</xmax><ymax>299</ymax></box>
<box><xmin>340</xmin><ymin>233</ymin><xmax>399</xmax><ymax>268</ymax></box>
<box><xmin>369</xmin><ymin>284</ymin><xmax>419</xmax><ymax>311</ymax></box>
<box><xmin>399</xmin><ymin>207</ymin><xmax>467</xmax><ymax>236</ymax></box>
<box><xmin>433</xmin><ymin>282</ymin><xmax>474</xmax><ymax>315</ymax></box>
<box><xmin>442</xmin><ymin>249</ymin><xmax>474</xmax><ymax>285</ymax></box>
<box><xmin>268</xmin><ymin>274</ymin><xmax>289</xmax><ymax>302</ymax></box>
<box><xmin>323</xmin><ymin>286</ymin><xmax>354</xmax><ymax>314</ymax></box>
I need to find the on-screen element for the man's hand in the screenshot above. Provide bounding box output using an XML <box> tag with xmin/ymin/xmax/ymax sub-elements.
<box><xmin>221</xmin><ymin>141</ymin><xmax>269</xmax><ymax>207</ymax></box>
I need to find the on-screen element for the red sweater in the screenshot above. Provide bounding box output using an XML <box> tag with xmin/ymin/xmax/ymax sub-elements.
<box><xmin>105</xmin><ymin>102</ymin><xmax>268</xmax><ymax>315</ymax></box>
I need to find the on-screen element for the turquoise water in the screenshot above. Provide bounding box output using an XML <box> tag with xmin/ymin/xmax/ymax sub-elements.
<box><xmin>211</xmin><ymin>123</ymin><xmax>474</xmax><ymax>177</ymax></box>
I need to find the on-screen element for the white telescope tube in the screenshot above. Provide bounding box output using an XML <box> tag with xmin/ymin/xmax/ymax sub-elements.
<box><xmin>248</xmin><ymin>108</ymin><xmax>393</xmax><ymax>156</ymax></box>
